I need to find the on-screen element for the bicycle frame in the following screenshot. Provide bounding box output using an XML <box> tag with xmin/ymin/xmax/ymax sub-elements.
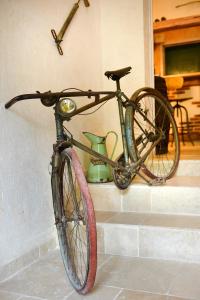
<box><xmin>53</xmin><ymin>87</ymin><xmax>129</xmax><ymax>169</ymax></box>
<box><xmin>5</xmin><ymin>80</ymin><xmax>163</xmax><ymax>175</ymax></box>
<box><xmin>53</xmin><ymin>84</ymin><xmax>162</xmax><ymax>174</ymax></box>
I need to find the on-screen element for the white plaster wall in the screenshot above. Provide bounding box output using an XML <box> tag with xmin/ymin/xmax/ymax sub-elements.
<box><xmin>87</xmin><ymin>0</ymin><xmax>147</xmax><ymax>156</ymax></box>
<box><xmin>0</xmin><ymin>0</ymin><xmax>148</xmax><ymax>267</ymax></box>
<box><xmin>0</xmin><ymin>0</ymin><xmax>102</xmax><ymax>268</ymax></box>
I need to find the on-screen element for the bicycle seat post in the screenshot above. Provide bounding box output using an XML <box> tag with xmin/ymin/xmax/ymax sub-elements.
<box><xmin>115</xmin><ymin>79</ymin><xmax>129</xmax><ymax>165</ymax></box>
<box><xmin>116</xmin><ymin>79</ymin><xmax>121</xmax><ymax>91</ymax></box>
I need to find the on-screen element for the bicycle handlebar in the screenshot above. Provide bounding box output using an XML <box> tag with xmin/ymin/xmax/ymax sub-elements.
<box><xmin>5</xmin><ymin>90</ymin><xmax>115</xmax><ymax>109</ymax></box>
<box><xmin>5</xmin><ymin>91</ymin><xmax>62</xmax><ymax>109</ymax></box>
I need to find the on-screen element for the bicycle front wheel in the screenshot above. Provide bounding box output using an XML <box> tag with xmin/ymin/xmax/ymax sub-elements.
<box><xmin>51</xmin><ymin>148</ymin><xmax>97</xmax><ymax>294</ymax></box>
<box><xmin>125</xmin><ymin>89</ymin><xmax>180</xmax><ymax>180</ymax></box>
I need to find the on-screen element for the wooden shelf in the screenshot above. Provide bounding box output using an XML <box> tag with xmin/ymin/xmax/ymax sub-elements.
<box><xmin>154</xmin><ymin>15</ymin><xmax>200</xmax><ymax>32</ymax></box>
<box><xmin>154</xmin><ymin>15</ymin><xmax>200</xmax><ymax>87</ymax></box>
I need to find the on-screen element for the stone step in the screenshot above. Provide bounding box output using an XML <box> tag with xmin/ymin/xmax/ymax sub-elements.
<box><xmin>89</xmin><ymin>176</ymin><xmax>200</xmax><ymax>215</ymax></box>
<box><xmin>96</xmin><ymin>211</ymin><xmax>200</xmax><ymax>263</ymax></box>
<box><xmin>177</xmin><ymin>160</ymin><xmax>200</xmax><ymax>176</ymax></box>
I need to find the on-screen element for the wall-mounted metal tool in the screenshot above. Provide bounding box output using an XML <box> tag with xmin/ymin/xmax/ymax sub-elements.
<box><xmin>175</xmin><ymin>1</ymin><xmax>200</xmax><ymax>8</ymax></box>
<box><xmin>51</xmin><ymin>0</ymin><xmax>90</xmax><ymax>55</ymax></box>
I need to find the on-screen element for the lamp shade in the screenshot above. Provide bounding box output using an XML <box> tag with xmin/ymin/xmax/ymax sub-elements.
<box><xmin>165</xmin><ymin>76</ymin><xmax>184</xmax><ymax>90</ymax></box>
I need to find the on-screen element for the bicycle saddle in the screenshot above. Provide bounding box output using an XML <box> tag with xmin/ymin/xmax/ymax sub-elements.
<box><xmin>105</xmin><ymin>66</ymin><xmax>132</xmax><ymax>81</ymax></box>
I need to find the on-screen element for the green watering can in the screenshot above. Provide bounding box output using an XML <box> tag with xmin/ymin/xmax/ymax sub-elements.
<box><xmin>83</xmin><ymin>131</ymin><xmax>118</xmax><ymax>183</ymax></box>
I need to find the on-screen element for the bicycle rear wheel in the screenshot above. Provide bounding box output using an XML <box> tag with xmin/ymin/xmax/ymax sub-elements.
<box><xmin>125</xmin><ymin>89</ymin><xmax>180</xmax><ymax>180</ymax></box>
<box><xmin>51</xmin><ymin>148</ymin><xmax>97</xmax><ymax>294</ymax></box>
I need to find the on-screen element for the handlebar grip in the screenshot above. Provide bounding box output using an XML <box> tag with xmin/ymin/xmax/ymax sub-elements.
<box><xmin>5</xmin><ymin>94</ymin><xmax>41</xmax><ymax>109</ymax></box>
<box><xmin>5</xmin><ymin>98</ymin><xmax>17</xmax><ymax>109</ymax></box>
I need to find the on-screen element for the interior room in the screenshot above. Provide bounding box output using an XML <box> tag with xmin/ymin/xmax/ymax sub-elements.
<box><xmin>0</xmin><ymin>1</ymin><xmax>200</xmax><ymax>300</ymax></box>
<box><xmin>153</xmin><ymin>0</ymin><xmax>200</xmax><ymax>159</ymax></box>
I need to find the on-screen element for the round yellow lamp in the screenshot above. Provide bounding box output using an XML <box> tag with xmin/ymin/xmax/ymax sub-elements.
<box><xmin>165</xmin><ymin>76</ymin><xmax>184</xmax><ymax>99</ymax></box>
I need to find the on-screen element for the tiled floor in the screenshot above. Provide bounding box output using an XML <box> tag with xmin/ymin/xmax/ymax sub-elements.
<box><xmin>0</xmin><ymin>249</ymin><xmax>199</xmax><ymax>300</ymax></box>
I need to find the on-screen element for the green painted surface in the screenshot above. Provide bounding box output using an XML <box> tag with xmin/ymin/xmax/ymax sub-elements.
<box><xmin>165</xmin><ymin>43</ymin><xmax>200</xmax><ymax>75</ymax></box>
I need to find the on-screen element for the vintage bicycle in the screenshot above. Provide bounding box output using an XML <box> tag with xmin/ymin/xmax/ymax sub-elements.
<box><xmin>5</xmin><ymin>67</ymin><xmax>180</xmax><ymax>294</ymax></box>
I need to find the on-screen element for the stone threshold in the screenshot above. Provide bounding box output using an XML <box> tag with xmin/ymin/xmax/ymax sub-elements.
<box><xmin>96</xmin><ymin>211</ymin><xmax>200</xmax><ymax>262</ymax></box>
<box><xmin>90</xmin><ymin>177</ymin><xmax>200</xmax><ymax>214</ymax></box>
<box><xmin>96</xmin><ymin>211</ymin><xmax>200</xmax><ymax>230</ymax></box>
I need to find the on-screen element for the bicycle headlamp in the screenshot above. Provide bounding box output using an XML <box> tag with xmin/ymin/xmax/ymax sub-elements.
<box><xmin>58</xmin><ymin>98</ymin><xmax>77</xmax><ymax>115</ymax></box>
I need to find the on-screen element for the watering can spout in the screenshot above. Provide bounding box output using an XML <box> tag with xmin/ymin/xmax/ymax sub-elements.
<box><xmin>82</xmin><ymin>132</ymin><xmax>104</xmax><ymax>144</ymax></box>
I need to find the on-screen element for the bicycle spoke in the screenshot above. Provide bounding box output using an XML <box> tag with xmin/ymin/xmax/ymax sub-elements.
<box><xmin>53</xmin><ymin>151</ymin><xmax>96</xmax><ymax>293</ymax></box>
<box><xmin>126</xmin><ymin>91</ymin><xmax>180</xmax><ymax>180</ymax></box>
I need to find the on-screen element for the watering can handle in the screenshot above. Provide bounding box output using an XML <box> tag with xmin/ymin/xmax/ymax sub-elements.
<box><xmin>105</xmin><ymin>131</ymin><xmax>118</xmax><ymax>160</ymax></box>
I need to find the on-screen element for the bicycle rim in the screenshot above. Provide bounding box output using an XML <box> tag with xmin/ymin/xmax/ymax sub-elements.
<box><xmin>125</xmin><ymin>91</ymin><xmax>180</xmax><ymax>179</ymax></box>
<box><xmin>52</xmin><ymin>148</ymin><xmax>97</xmax><ymax>294</ymax></box>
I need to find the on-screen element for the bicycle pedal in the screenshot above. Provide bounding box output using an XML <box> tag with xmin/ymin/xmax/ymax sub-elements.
<box><xmin>150</xmin><ymin>177</ymin><xmax>166</xmax><ymax>186</ymax></box>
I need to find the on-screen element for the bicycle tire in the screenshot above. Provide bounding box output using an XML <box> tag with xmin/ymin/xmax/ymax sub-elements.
<box><xmin>51</xmin><ymin>148</ymin><xmax>97</xmax><ymax>294</ymax></box>
<box><xmin>125</xmin><ymin>88</ymin><xmax>180</xmax><ymax>180</ymax></box>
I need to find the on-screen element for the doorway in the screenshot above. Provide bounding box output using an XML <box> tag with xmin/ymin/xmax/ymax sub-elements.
<box><xmin>152</xmin><ymin>0</ymin><xmax>200</xmax><ymax>159</ymax></box>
